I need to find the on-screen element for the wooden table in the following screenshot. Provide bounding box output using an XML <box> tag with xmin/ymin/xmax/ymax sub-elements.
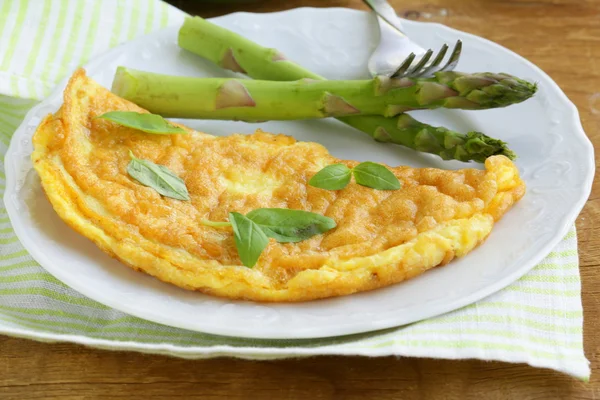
<box><xmin>2</xmin><ymin>1</ymin><xmax>598</xmax><ymax>398</ymax></box>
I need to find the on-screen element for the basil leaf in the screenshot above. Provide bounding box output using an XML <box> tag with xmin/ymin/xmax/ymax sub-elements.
<box><xmin>127</xmin><ymin>153</ymin><xmax>190</xmax><ymax>200</ymax></box>
<box><xmin>352</xmin><ymin>161</ymin><xmax>401</xmax><ymax>190</ymax></box>
<box><xmin>246</xmin><ymin>208</ymin><xmax>336</xmax><ymax>243</ymax></box>
<box><xmin>229</xmin><ymin>212</ymin><xmax>270</xmax><ymax>268</ymax></box>
<box><xmin>308</xmin><ymin>164</ymin><xmax>352</xmax><ymax>190</ymax></box>
<box><xmin>97</xmin><ymin>111</ymin><xmax>187</xmax><ymax>135</ymax></box>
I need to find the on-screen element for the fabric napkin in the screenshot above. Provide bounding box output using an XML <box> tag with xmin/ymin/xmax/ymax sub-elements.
<box><xmin>0</xmin><ymin>0</ymin><xmax>589</xmax><ymax>379</ymax></box>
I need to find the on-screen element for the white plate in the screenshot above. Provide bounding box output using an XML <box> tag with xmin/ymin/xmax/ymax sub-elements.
<box><xmin>4</xmin><ymin>8</ymin><xmax>594</xmax><ymax>339</ymax></box>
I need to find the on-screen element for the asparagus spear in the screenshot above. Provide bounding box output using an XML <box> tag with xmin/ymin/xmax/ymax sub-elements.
<box><xmin>113</xmin><ymin>67</ymin><xmax>535</xmax><ymax>120</ymax></box>
<box><xmin>179</xmin><ymin>16</ymin><xmax>322</xmax><ymax>82</ymax></box>
<box><xmin>340</xmin><ymin>114</ymin><xmax>516</xmax><ymax>162</ymax></box>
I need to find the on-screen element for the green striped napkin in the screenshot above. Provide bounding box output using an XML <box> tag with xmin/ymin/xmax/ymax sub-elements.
<box><xmin>0</xmin><ymin>0</ymin><xmax>589</xmax><ymax>379</ymax></box>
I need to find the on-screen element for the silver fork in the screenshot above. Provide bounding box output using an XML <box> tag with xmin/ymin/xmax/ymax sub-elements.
<box><xmin>364</xmin><ymin>0</ymin><xmax>462</xmax><ymax>78</ymax></box>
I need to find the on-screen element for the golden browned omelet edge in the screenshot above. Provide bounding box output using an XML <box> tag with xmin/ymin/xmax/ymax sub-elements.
<box><xmin>31</xmin><ymin>69</ymin><xmax>526</xmax><ymax>302</ymax></box>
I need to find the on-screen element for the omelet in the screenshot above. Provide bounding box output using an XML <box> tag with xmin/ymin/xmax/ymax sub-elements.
<box><xmin>31</xmin><ymin>70</ymin><xmax>526</xmax><ymax>302</ymax></box>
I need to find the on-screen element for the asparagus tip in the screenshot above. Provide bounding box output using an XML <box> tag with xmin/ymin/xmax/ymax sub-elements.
<box><xmin>462</xmin><ymin>131</ymin><xmax>517</xmax><ymax>162</ymax></box>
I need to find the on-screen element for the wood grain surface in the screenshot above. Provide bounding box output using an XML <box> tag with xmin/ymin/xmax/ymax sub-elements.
<box><xmin>2</xmin><ymin>1</ymin><xmax>599</xmax><ymax>399</ymax></box>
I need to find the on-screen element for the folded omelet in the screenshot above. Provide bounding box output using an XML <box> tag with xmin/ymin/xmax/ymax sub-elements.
<box><xmin>32</xmin><ymin>70</ymin><xmax>525</xmax><ymax>302</ymax></box>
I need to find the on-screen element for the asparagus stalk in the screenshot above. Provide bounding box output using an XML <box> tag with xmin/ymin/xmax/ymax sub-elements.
<box><xmin>113</xmin><ymin>67</ymin><xmax>535</xmax><ymax>120</ymax></box>
<box><xmin>179</xmin><ymin>16</ymin><xmax>321</xmax><ymax>82</ymax></box>
<box><xmin>340</xmin><ymin>114</ymin><xmax>515</xmax><ymax>162</ymax></box>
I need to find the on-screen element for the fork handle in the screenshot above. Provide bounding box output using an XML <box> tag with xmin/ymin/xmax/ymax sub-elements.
<box><xmin>363</xmin><ymin>0</ymin><xmax>406</xmax><ymax>34</ymax></box>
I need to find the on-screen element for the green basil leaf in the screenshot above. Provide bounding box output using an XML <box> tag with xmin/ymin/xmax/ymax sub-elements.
<box><xmin>127</xmin><ymin>152</ymin><xmax>190</xmax><ymax>200</ymax></box>
<box><xmin>246</xmin><ymin>208</ymin><xmax>336</xmax><ymax>243</ymax></box>
<box><xmin>308</xmin><ymin>164</ymin><xmax>352</xmax><ymax>190</ymax></box>
<box><xmin>352</xmin><ymin>161</ymin><xmax>401</xmax><ymax>190</ymax></box>
<box><xmin>97</xmin><ymin>111</ymin><xmax>187</xmax><ymax>135</ymax></box>
<box><xmin>229</xmin><ymin>212</ymin><xmax>270</xmax><ymax>268</ymax></box>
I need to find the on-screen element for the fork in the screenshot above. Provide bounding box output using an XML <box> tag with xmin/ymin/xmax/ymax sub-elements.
<box><xmin>363</xmin><ymin>0</ymin><xmax>462</xmax><ymax>78</ymax></box>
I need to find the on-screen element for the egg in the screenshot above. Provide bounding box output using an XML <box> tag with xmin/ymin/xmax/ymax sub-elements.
<box><xmin>31</xmin><ymin>69</ymin><xmax>526</xmax><ymax>302</ymax></box>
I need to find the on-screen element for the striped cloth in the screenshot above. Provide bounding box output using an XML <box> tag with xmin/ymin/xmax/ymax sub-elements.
<box><xmin>0</xmin><ymin>0</ymin><xmax>590</xmax><ymax>379</ymax></box>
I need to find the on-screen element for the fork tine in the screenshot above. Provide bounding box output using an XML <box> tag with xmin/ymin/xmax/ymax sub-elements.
<box><xmin>407</xmin><ymin>49</ymin><xmax>434</xmax><ymax>77</ymax></box>
<box><xmin>390</xmin><ymin>53</ymin><xmax>416</xmax><ymax>78</ymax></box>
<box><xmin>439</xmin><ymin>40</ymin><xmax>462</xmax><ymax>72</ymax></box>
<box><xmin>416</xmin><ymin>43</ymin><xmax>449</xmax><ymax>77</ymax></box>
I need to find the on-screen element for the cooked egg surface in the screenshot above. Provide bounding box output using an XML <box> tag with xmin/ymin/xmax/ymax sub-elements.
<box><xmin>31</xmin><ymin>70</ymin><xmax>526</xmax><ymax>302</ymax></box>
